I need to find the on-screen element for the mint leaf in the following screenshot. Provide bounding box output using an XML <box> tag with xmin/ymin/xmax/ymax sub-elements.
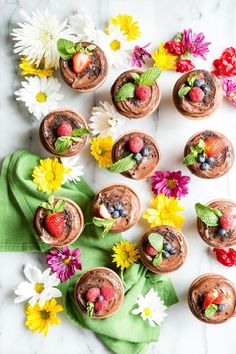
<box><xmin>87</xmin><ymin>44</ymin><xmax>96</xmax><ymax>51</ymax></box>
<box><xmin>107</xmin><ymin>154</ymin><xmax>137</xmax><ymax>173</ymax></box>
<box><xmin>194</xmin><ymin>139</ymin><xmax>205</xmax><ymax>153</ymax></box>
<box><xmin>115</xmin><ymin>83</ymin><xmax>136</xmax><ymax>101</ymax></box>
<box><xmin>139</xmin><ymin>67</ymin><xmax>161</xmax><ymax>86</ymax></box>
<box><xmin>195</xmin><ymin>203</ymin><xmax>222</xmax><ymax>226</ymax></box>
<box><xmin>41</xmin><ymin>202</ymin><xmax>53</xmax><ymax>211</ymax></box>
<box><xmin>178</xmin><ymin>86</ymin><xmax>191</xmax><ymax>97</ymax></box>
<box><xmin>71</xmin><ymin>128</ymin><xmax>90</xmax><ymax>137</ymax></box>
<box><xmin>55</xmin><ymin>199</ymin><xmax>65</xmax><ymax>213</ymax></box>
<box><xmin>148</xmin><ymin>233</ymin><xmax>163</xmax><ymax>252</ymax></box>
<box><xmin>183</xmin><ymin>153</ymin><xmax>197</xmax><ymax>165</ymax></box>
<box><xmin>92</xmin><ymin>217</ymin><xmax>117</xmax><ymax>238</ymax></box>
<box><xmin>55</xmin><ymin>137</ymin><xmax>72</xmax><ymax>153</ymax></box>
<box><xmin>57</xmin><ymin>39</ymin><xmax>76</xmax><ymax>60</ymax></box>
<box><xmin>86</xmin><ymin>302</ymin><xmax>94</xmax><ymax>317</ymax></box>
<box><xmin>131</xmin><ymin>72</ymin><xmax>140</xmax><ymax>83</ymax></box>
<box><xmin>153</xmin><ymin>253</ymin><xmax>163</xmax><ymax>266</ymax></box>
<box><xmin>205</xmin><ymin>304</ymin><xmax>218</xmax><ymax>318</ymax></box>
<box><xmin>187</xmin><ymin>73</ymin><xmax>197</xmax><ymax>87</ymax></box>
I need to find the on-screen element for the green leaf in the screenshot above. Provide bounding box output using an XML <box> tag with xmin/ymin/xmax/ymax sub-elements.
<box><xmin>175</xmin><ymin>32</ymin><xmax>183</xmax><ymax>41</ymax></box>
<box><xmin>183</xmin><ymin>153</ymin><xmax>197</xmax><ymax>166</ymax></box>
<box><xmin>48</xmin><ymin>195</ymin><xmax>54</xmax><ymax>206</ymax></box>
<box><xmin>148</xmin><ymin>233</ymin><xmax>164</xmax><ymax>252</ymax></box>
<box><xmin>57</xmin><ymin>39</ymin><xmax>76</xmax><ymax>60</ymax></box>
<box><xmin>92</xmin><ymin>217</ymin><xmax>117</xmax><ymax>238</ymax></box>
<box><xmin>194</xmin><ymin>139</ymin><xmax>205</xmax><ymax>153</ymax></box>
<box><xmin>131</xmin><ymin>72</ymin><xmax>140</xmax><ymax>83</ymax></box>
<box><xmin>71</xmin><ymin>128</ymin><xmax>91</xmax><ymax>137</ymax></box>
<box><xmin>153</xmin><ymin>253</ymin><xmax>163</xmax><ymax>266</ymax></box>
<box><xmin>54</xmin><ymin>199</ymin><xmax>65</xmax><ymax>213</ymax></box>
<box><xmin>187</xmin><ymin>73</ymin><xmax>197</xmax><ymax>87</ymax></box>
<box><xmin>139</xmin><ymin>67</ymin><xmax>161</xmax><ymax>86</ymax></box>
<box><xmin>107</xmin><ymin>154</ymin><xmax>137</xmax><ymax>173</ymax></box>
<box><xmin>178</xmin><ymin>85</ymin><xmax>191</xmax><ymax>97</ymax></box>
<box><xmin>189</xmin><ymin>147</ymin><xmax>198</xmax><ymax>157</ymax></box>
<box><xmin>205</xmin><ymin>304</ymin><xmax>218</xmax><ymax>318</ymax></box>
<box><xmin>41</xmin><ymin>202</ymin><xmax>53</xmax><ymax>211</ymax></box>
<box><xmin>75</xmin><ymin>43</ymin><xmax>83</xmax><ymax>52</ymax></box>
<box><xmin>87</xmin><ymin>44</ymin><xmax>96</xmax><ymax>51</ymax></box>
<box><xmin>195</xmin><ymin>203</ymin><xmax>222</xmax><ymax>227</ymax></box>
<box><xmin>86</xmin><ymin>302</ymin><xmax>94</xmax><ymax>317</ymax></box>
<box><xmin>115</xmin><ymin>83</ymin><xmax>136</xmax><ymax>101</ymax></box>
<box><xmin>55</xmin><ymin>137</ymin><xmax>72</xmax><ymax>153</ymax></box>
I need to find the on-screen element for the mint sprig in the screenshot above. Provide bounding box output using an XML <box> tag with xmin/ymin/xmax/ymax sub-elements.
<box><xmin>41</xmin><ymin>196</ymin><xmax>65</xmax><ymax>213</ymax></box>
<box><xmin>183</xmin><ymin>139</ymin><xmax>205</xmax><ymax>166</ymax></box>
<box><xmin>115</xmin><ymin>83</ymin><xmax>136</xmax><ymax>101</ymax></box>
<box><xmin>86</xmin><ymin>302</ymin><xmax>94</xmax><ymax>317</ymax></box>
<box><xmin>195</xmin><ymin>203</ymin><xmax>222</xmax><ymax>227</ymax></box>
<box><xmin>148</xmin><ymin>233</ymin><xmax>164</xmax><ymax>266</ymax></box>
<box><xmin>55</xmin><ymin>128</ymin><xmax>90</xmax><ymax>153</ymax></box>
<box><xmin>136</xmin><ymin>67</ymin><xmax>161</xmax><ymax>86</ymax></box>
<box><xmin>178</xmin><ymin>73</ymin><xmax>196</xmax><ymax>97</ymax></box>
<box><xmin>92</xmin><ymin>217</ymin><xmax>117</xmax><ymax>238</ymax></box>
<box><xmin>107</xmin><ymin>154</ymin><xmax>137</xmax><ymax>173</ymax></box>
<box><xmin>204</xmin><ymin>304</ymin><xmax>218</xmax><ymax>318</ymax></box>
<box><xmin>57</xmin><ymin>39</ymin><xmax>96</xmax><ymax>60</ymax></box>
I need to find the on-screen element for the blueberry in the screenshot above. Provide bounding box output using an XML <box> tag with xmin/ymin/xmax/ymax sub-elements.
<box><xmin>114</xmin><ymin>203</ymin><xmax>122</xmax><ymax>211</ymax></box>
<box><xmin>112</xmin><ymin>211</ymin><xmax>120</xmax><ymax>219</ymax></box>
<box><xmin>197</xmin><ymin>153</ymin><xmax>205</xmax><ymax>163</ymax></box>
<box><xmin>169</xmin><ymin>247</ymin><xmax>177</xmax><ymax>255</ymax></box>
<box><xmin>98</xmin><ymin>295</ymin><xmax>104</xmax><ymax>302</ymax></box>
<box><xmin>162</xmin><ymin>251</ymin><xmax>170</xmax><ymax>259</ymax></box>
<box><xmin>201</xmin><ymin>83</ymin><xmax>210</xmax><ymax>93</ymax></box>
<box><xmin>218</xmin><ymin>304</ymin><xmax>226</xmax><ymax>312</ymax></box>
<box><xmin>108</xmin><ymin>205</ymin><xmax>114</xmax><ymax>213</ymax></box>
<box><xmin>119</xmin><ymin>209</ymin><xmax>128</xmax><ymax>217</ymax></box>
<box><xmin>200</xmin><ymin>162</ymin><xmax>210</xmax><ymax>170</ymax></box>
<box><xmin>163</xmin><ymin>243</ymin><xmax>172</xmax><ymax>252</ymax></box>
<box><xmin>217</xmin><ymin>228</ymin><xmax>227</xmax><ymax>237</ymax></box>
<box><xmin>134</xmin><ymin>153</ymin><xmax>142</xmax><ymax>162</ymax></box>
<box><xmin>194</xmin><ymin>79</ymin><xmax>204</xmax><ymax>87</ymax></box>
<box><xmin>205</xmin><ymin>157</ymin><xmax>215</xmax><ymax>165</ymax></box>
<box><xmin>140</xmin><ymin>147</ymin><xmax>150</xmax><ymax>157</ymax></box>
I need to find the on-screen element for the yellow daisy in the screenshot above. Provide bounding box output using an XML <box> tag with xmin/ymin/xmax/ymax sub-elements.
<box><xmin>90</xmin><ymin>136</ymin><xmax>114</xmax><ymax>168</ymax></box>
<box><xmin>112</xmin><ymin>240</ymin><xmax>139</xmax><ymax>270</ymax></box>
<box><xmin>143</xmin><ymin>193</ymin><xmax>185</xmax><ymax>230</ymax></box>
<box><xmin>110</xmin><ymin>14</ymin><xmax>141</xmax><ymax>41</ymax></box>
<box><xmin>19</xmin><ymin>57</ymin><xmax>53</xmax><ymax>77</ymax></box>
<box><xmin>32</xmin><ymin>157</ymin><xmax>66</xmax><ymax>193</ymax></box>
<box><xmin>25</xmin><ymin>298</ymin><xmax>63</xmax><ymax>336</ymax></box>
<box><xmin>152</xmin><ymin>43</ymin><xmax>177</xmax><ymax>70</ymax></box>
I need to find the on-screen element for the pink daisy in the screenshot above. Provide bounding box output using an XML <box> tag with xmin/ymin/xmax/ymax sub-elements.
<box><xmin>223</xmin><ymin>77</ymin><xmax>236</xmax><ymax>105</ymax></box>
<box><xmin>182</xmin><ymin>29</ymin><xmax>211</xmax><ymax>60</ymax></box>
<box><xmin>131</xmin><ymin>43</ymin><xmax>151</xmax><ymax>68</ymax></box>
<box><xmin>151</xmin><ymin>171</ymin><xmax>190</xmax><ymax>199</ymax></box>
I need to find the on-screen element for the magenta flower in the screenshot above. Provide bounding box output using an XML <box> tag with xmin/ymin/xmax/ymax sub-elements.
<box><xmin>131</xmin><ymin>43</ymin><xmax>151</xmax><ymax>67</ymax></box>
<box><xmin>151</xmin><ymin>171</ymin><xmax>190</xmax><ymax>199</ymax></box>
<box><xmin>46</xmin><ymin>246</ymin><xmax>82</xmax><ymax>282</ymax></box>
<box><xmin>182</xmin><ymin>29</ymin><xmax>211</xmax><ymax>60</ymax></box>
<box><xmin>223</xmin><ymin>77</ymin><xmax>236</xmax><ymax>105</ymax></box>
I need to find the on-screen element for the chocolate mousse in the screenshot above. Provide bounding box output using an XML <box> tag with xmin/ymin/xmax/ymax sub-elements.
<box><xmin>112</xmin><ymin>132</ymin><xmax>160</xmax><ymax>180</ymax></box>
<box><xmin>59</xmin><ymin>41</ymin><xmax>108</xmax><ymax>92</ymax></box>
<box><xmin>111</xmin><ymin>68</ymin><xmax>161</xmax><ymax>119</ymax></box>
<box><xmin>173</xmin><ymin>69</ymin><xmax>223</xmax><ymax>119</ymax></box>
<box><xmin>188</xmin><ymin>273</ymin><xmax>236</xmax><ymax>324</ymax></box>
<box><xmin>183</xmin><ymin>130</ymin><xmax>234</xmax><ymax>179</ymax></box>
<box><xmin>196</xmin><ymin>200</ymin><xmax>236</xmax><ymax>248</ymax></box>
<box><xmin>92</xmin><ymin>184</ymin><xmax>140</xmax><ymax>233</ymax></box>
<box><xmin>139</xmin><ymin>225</ymin><xmax>187</xmax><ymax>274</ymax></box>
<box><xmin>74</xmin><ymin>267</ymin><xmax>124</xmax><ymax>319</ymax></box>
<box><xmin>33</xmin><ymin>197</ymin><xmax>84</xmax><ymax>247</ymax></box>
<box><xmin>39</xmin><ymin>109</ymin><xmax>90</xmax><ymax>157</ymax></box>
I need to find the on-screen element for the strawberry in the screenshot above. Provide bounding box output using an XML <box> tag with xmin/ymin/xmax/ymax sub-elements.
<box><xmin>146</xmin><ymin>243</ymin><xmax>157</xmax><ymax>257</ymax></box>
<box><xmin>100</xmin><ymin>286</ymin><xmax>115</xmax><ymax>301</ymax></box>
<box><xmin>57</xmin><ymin>122</ymin><xmax>72</xmax><ymax>137</ymax></box>
<box><xmin>45</xmin><ymin>213</ymin><xmax>65</xmax><ymax>238</ymax></box>
<box><xmin>94</xmin><ymin>299</ymin><xmax>108</xmax><ymax>312</ymax></box>
<box><xmin>204</xmin><ymin>137</ymin><xmax>226</xmax><ymax>158</ymax></box>
<box><xmin>188</xmin><ymin>87</ymin><xmax>205</xmax><ymax>102</ymax></box>
<box><xmin>214</xmin><ymin>292</ymin><xmax>228</xmax><ymax>305</ymax></box>
<box><xmin>220</xmin><ymin>214</ymin><xmax>234</xmax><ymax>230</ymax></box>
<box><xmin>135</xmin><ymin>85</ymin><xmax>151</xmax><ymax>100</ymax></box>
<box><xmin>97</xmin><ymin>205</ymin><xmax>112</xmax><ymax>220</ymax></box>
<box><xmin>129</xmin><ymin>136</ymin><xmax>144</xmax><ymax>153</ymax></box>
<box><xmin>86</xmin><ymin>287</ymin><xmax>100</xmax><ymax>303</ymax></box>
<box><xmin>72</xmin><ymin>52</ymin><xmax>91</xmax><ymax>74</ymax></box>
<box><xmin>202</xmin><ymin>289</ymin><xmax>219</xmax><ymax>310</ymax></box>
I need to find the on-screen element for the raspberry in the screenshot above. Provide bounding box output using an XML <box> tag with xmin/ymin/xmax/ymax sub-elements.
<box><xmin>135</xmin><ymin>85</ymin><xmax>151</xmax><ymax>100</ymax></box>
<box><xmin>214</xmin><ymin>292</ymin><xmax>228</xmax><ymax>304</ymax></box>
<box><xmin>204</xmin><ymin>137</ymin><xmax>226</xmax><ymax>157</ymax></box>
<box><xmin>94</xmin><ymin>299</ymin><xmax>108</xmax><ymax>312</ymax></box>
<box><xmin>188</xmin><ymin>87</ymin><xmax>205</xmax><ymax>102</ymax></box>
<box><xmin>100</xmin><ymin>286</ymin><xmax>115</xmax><ymax>301</ymax></box>
<box><xmin>145</xmin><ymin>243</ymin><xmax>157</xmax><ymax>257</ymax></box>
<box><xmin>86</xmin><ymin>287</ymin><xmax>100</xmax><ymax>303</ymax></box>
<box><xmin>220</xmin><ymin>214</ymin><xmax>234</xmax><ymax>230</ymax></box>
<box><xmin>57</xmin><ymin>122</ymin><xmax>72</xmax><ymax>137</ymax></box>
<box><xmin>129</xmin><ymin>136</ymin><xmax>144</xmax><ymax>153</ymax></box>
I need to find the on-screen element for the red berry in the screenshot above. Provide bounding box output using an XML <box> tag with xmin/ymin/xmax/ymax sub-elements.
<box><xmin>57</xmin><ymin>122</ymin><xmax>72</xmax><ymax>137</ymax></box>
<box><xmin>129</xmin><ymin>136</ymin><xmax>144</xmax><ymax>153</ymax></box>
<box><xmin>145</xmin><ymin>243</ymin><xmax>157</xmax><ymax>257</ymax></box>
<box><xmin>86</xmin><ymin>287</ymin><xmax>100</xmax><ymax>303</ymax></box>
<box><xmin>45</xmin><ymin>213</ymin><xmax>65</xmax><ymax>238</ymax></box>
<box><xmin>214</xmin><ymin>292</ymin><xmax>228</xmax><ymax>305</ymax></box>
<box><xmin>135</xmin><ymin>85</ymin><xmax>151</xmax><ymax>100</ymax></box>
<box><xmin>94</xmin><ymin>299</ymin><xmax>108</xmax><ymax>312</ymax></box>
<box><xmin>97</xmin><ymin>205</ymin><xmax>112</xmax><ymax>220</ymax></box>
<box><xmin>72</xmin><ymin>52</ymin><xmax>91</xmax><ymax>74</ymax></box>
<box><xmin>204</xmin><ymin>137</ymin><xmax>226</xmax><ymax>157</ymax></box>
<box><xmin>220</xmin><ymin>214</ymin><xmax>234</xmax><ymax>230</ymax></box>
<box><xmin>202</xmin><ymin>289</ymin><xmax>218</xmax><ymax>310</ymax></box>
<box><xmin>188</xmin><ymin>87</ymin><xmax>205</xmax><ymax>102</ymax></box>
<box><xmin>100</xmin><ymin>286</ymin><xmax>115</xmax><ymax>301</ymax></box>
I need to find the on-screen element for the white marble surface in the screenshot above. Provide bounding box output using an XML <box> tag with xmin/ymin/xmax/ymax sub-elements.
<box><xmin>1</xmin><ymin>0</ymin><xmax>236</xmax><ymax>353</ymax></box>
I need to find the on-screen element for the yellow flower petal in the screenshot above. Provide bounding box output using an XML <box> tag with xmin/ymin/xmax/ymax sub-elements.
<box><xmin>90</xmin><ymin>136</ymin><xmax>114</xmax><ymax>168</ymax></box>
<box><xmin>110</xmin><ymin>14</ymin><xmax>141</xmax><ymax>41</ymax></box>
<box><xmin>19</xmin><ymin>57</ymin><xmax>53</xmax><ymax>77</ymax></box>
<box><xmin>112</xmin><ymin>240</ymin><xmax>139</xmax><ymax>270</ymax></box>
<box><xmin>152</xmin><ymin>43</ymin><xmax>177</xmax><ymax>70</ymax></box>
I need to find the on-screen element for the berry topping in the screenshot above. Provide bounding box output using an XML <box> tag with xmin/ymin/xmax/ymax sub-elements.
<box><xmin>202</xmin><ymin>289</ymin><xmax>218</xmax><ymax>310</ymax></box>
<box><xmin>57</xmin><ymin>122</ymin><xmax>72</xmax><ymax>137</ymax></box>
<box><xmin>140</xmin><ymin>147</ymin><xmax>150</xmax><ymax>157</ymax></box>
<box><xmin>86</xmin><ymin>287</ymin><xmax>100</xmax><ymax>303</ymax></box>
<box><xmin>220</xmin><ymin>214</ymin><xmax>234</xmax><ymax>230</ymax></box>
<box><xmin>200</xmin><ymin>162</ymin><xmax>210</xmax><ymax>170</ymax></box>
<box><xmin>72</xmin><ymin>52</ymin><xmax>91</xmax><ymax>74</ymax></box>
<box><xmin>100</xmin><ymin>286</ymin><xmax>115</xmax><ymax>301</ymax></box>
<box><xmin>217</xmin><ymin>228</ymin><xmax>227</xmax><ymax>237</ymax></box>
<box><xmin>162</xmin><ymin>251</ymin><xmax>170</xmax><ymax>259</ymax></box>
<box><xmin>169</xmin><ymin>247</ymin><xmax>177</xmax><ymax>255</ymax></box>
<box><xmin>214</xmin><ymin>292</ymin><xmax>228</xmax><ymax>305</ymax></box>
<box><xmin>146</xmin><ymin>243</ymin><xmax>158</xmax><ymax>257</ymax></box>
<box><xmin>97</xmin><ymin>295</ymin><xmax>104</xmax><ymax>302</ymax></box>
<box><xmin>112</xmin><ymin>211</ymin><xmax>120</xmax><ymax>219</ymax></box>
<box><xmin>45</xmin><ymin>212</ymin><xmax>65</xmax><ymax>238</ymax></box>
<box><xmin>134</xmin><ymin>152</ymin><xmax>143</xmax><ymax>162</ymax></box>
<box><xmin>218</xmin><ymin>304</ymin><xmax>226</xmax><ymax>312</ymax></box>
<box><xmin>205</xmin><ymin>157</ymin><xmax>215</xmax><ymax>165</ymax></box>
<box><xmin>193</xmin><ymin>79</ymin><xmax>204</xmax><ymax>87</ymax></box>
<box><xmin>135</xmin><ymin>85</ymin><xmax>151</xmax><ymax>100</ymax></box>
<box><xmin>114</xmin><ymin>203</ymin><xmax>123</xmax><ymax>211</ymax></box>
<box><xmin>188</xmin><ymin>87</ymin><xmax>205</xmax><ymax>102</ymax></box>
<box><xmin>97</xmin><ymin>205</ymin><xmax>112</xmax><ymax>220</ymax></box>
<box><xmin>119</xmin><ymin>209</ymin><xmax>128</xmax><ymax>217</ymax></box>
<box><xmin>107</xmin><ymin>206</ymin><xmax>114</xmax><ymax>214</ymax></box>
<box><xmin>129</xmin><ymin>136</ymin><xmax>144</xmax><ymax>153</ymax></box>
<box><xmin>201</xmin><ymin>83</ymin><xmax>210</xmax><ymax>93</ymax></box>
<box><xmin>94</xmin><ymin>299</ymin><xmax>108</xmax><ymax>312</ymax></box>
<box><xmin>197</xmin><ymin>153</ymin><xmax>205</xmax><ymax>163</ymax></box>
<box><xmin>204</xmin><ymin>137</ymin><xmax>226</xmax><ymax>158</ymax></box>
<box><xmin>163</xmin><ymin>243</ymin><xmax>172</xmax><ymax>252</ymax></box>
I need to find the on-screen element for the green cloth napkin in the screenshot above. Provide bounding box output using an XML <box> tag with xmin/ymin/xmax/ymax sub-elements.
<box><xmin>0</xmin><ymin>150</ymin><xmax>178</xmax><ymax>354</ymax></box>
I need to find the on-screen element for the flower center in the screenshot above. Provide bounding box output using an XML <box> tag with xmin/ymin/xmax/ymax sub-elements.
<box><xmin>110</xmin><ymin>39</ymin><xmax>121</xmax><ymax>51</ymax></box>
<box><xmin>40</xmin><ymin>30</ymin><xmax>54</xmax><ymax>42</ymax></box>
<box><xmin>166</xmin><ymin>178</ymin><xmax>177</xmax><ymax>189</ymax></box>
<box><xmin>34</xmin><ymin>283</ymin><xmax>45</xmax><ymax>293</ymax></box>
<box><xmin>40</xmin><ymin>310</ymin><xmax>51</xmax><ymax>320</ymax></box>
<box><xmin>98</xmin><ymin>147</ymin><xmax>106</xmax><ymax>156</ymax></box>
<box><xmin>143</xmin><ymin>307</ymin><xmax>152</xmax><ymax>317</ymax></box>
<box><xmin>36</xmin><ymin>92</ymin><xmax>47</xmax><ymax>102</ymax></box>
<box><xmin>229</xmin><ymin>92</ymin><xmax>235</xmax><ymax>97</ymax></box>
<box><xmin>63</xmin><ymin>258</ymin><xmax>70</xmax><ymax>265</ymax></box>
<box><xmin>120</xmin><ymin>250</ymin><xmax>129</xmax><ymax>260</ymax></box>
<box><xmin>45</xmin><ymin>170</ymin><xmax>55</xmax><ymax>182</ymax></box>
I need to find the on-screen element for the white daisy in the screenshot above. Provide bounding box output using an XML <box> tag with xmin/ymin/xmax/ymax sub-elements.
<box><xmin>89</xmin><ymin>101</ymin><xmax>125</xmax><ymax>137</ymax></box>
<box><xmin>61</xmin><ymin>155</ymin><xmax>84</xmax><ymax>183</ymax></box>
<box><xmin>14</xmin><ymin>264</ymin><xmax>62</xmax><ymax>307</ymax></box>
<box><xmin>131</xmin><ymin>288</ymin><xmax>167</xmax><ymax>327</ymax></box>
<box><xmin>15</xmin><ymin>76</ymin><xmax>63</xmax><ymax>120</ymax></box>
<box><xmin>11</xmin><ymin>9</ymin><xmax>74</xmax><ymax>68</ymax></box>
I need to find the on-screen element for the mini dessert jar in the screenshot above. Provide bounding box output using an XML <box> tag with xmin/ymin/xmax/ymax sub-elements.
<box><xmin>139</xmin><ymin>225</ymin><xmax>187</xmax><ymax>274</ymax></box>
<box><xmin>173</xmin><ymin>69</ymin><xmax>223</xmax><ymax>119</ymax></box>
<box><xmin>74</xmin><ymin>267</ymin><xmax>124</xmax><ymax>319</ymax></box>
<box><xmin>188</xmin><ymin>273</ymin><xmax>236</xmax><ymax>324</ymax></box>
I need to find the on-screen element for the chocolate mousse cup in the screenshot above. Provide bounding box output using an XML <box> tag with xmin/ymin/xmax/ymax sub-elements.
<box><xmin>139</xmin><ymin>225</ymin><xmax>187</xmax><ymax>274</ymax></box>
<box><xmin>59</xmin><ymin>42</ymin><xmax>108</xmax><ymax>92</ymax></box>
<box><xmin>92</xmin><ymin>184</ymin><xmax>140</xmax><ymax>232</ymax></box>
<box><xmin>39</xmin><ymin>109</ymin><xmax>89</xmax><ymax>157</ymax></box>
<box><xmin>33</xmin><ymin>197</ymin><xmax>84</xmax><ymax>247</ymax></box>
<box><xmin>188</xmin><ymin>273</ymin><xmax>236</xmax><ymax>324</ymax></box>
<box><xmin>74</xmin><ymin>267</ymin><xmax>124</xmax><ymax>319</ymax></box>
<box><xmin>197</xmin><ymin>199</ymin><xmax>236</xmax><ymax>248</ymax></box>
<box><xmin>112</xmin><ymin>132</ymin><xmax>160</xmax><ymax>180</ymax></box>
<box><xmin>111</xmin><ymin>70</ymin><xmax>161</xmax><ymax>119</ymax></box>
<box><xmin>184</xmin><ymin>130</ymin><xmax>234</xmax><ymax>178</ymax></box>
<box><xmin>173</xmin><ymin>69</ymin><xmax>223</xmax><ymax>119</ymax></box>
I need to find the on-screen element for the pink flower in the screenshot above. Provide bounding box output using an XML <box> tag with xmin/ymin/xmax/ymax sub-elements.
<box><xmin>131</xmin><ymin>43</ymin><xmax>151</xmax><ymax>68</ymax></box>
<box><xmin>223</xmin><ymin>77</ymin><xmax>236</xmax><ymax>105</ymax></box>
<box><xmin>213</xmin><ymin>248</ymin><xmax>236</xmax><ymax>267</ymax></box>
<box><xmin>182</xmin><ymin>29</ymin><xmax>211</xmax><ymax>60</ymax></box>
<box><xmin>46</xmin><ymin>246</ymin><xmax>82</xmax><ymax>282</ymax></box>
<box><xmin>151</xmin><ymin>171</ymin><xmax>190</xmax><ymax>199</ymax></box>
<box><xmin>176</xmin><ymin>59</ymin><xmax>195</xmax><ymax>73</ymax></box>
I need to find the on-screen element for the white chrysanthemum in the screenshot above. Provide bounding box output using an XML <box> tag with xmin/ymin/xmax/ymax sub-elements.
<box><xmin>15</xmin><ymin>76</ymin><xmax>63</xmax><ymax>120</ymax></box>
<box><xmin>61</xmin><ymin>155</ymin><xmax>84</xmax><ymax>183</ymax></box>
<box><xmin>14</xmin><ymin>264</ymin><xmax>62</xmax><ymax>307</ymax></box>
<box><xmin>131</xmin><ymin>288</ymin><xmax>167</xmax><ymax>327</ymax></box>
<box><xmin>11</xmin><ymin>9</ymin><xmax>74</xmax><ymax>68</ymax></box>
<box><xmin>89</xmin><ymin>101</ymin><xmax>125</xmax><ymax>137</ymax></box>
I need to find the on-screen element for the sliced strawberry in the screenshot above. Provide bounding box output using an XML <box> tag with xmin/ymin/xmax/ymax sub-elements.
<box><xmin>45</xmin><ymin>212</ymin><xmax>65</xmax><ymax>238</ymax></box>
<box><xmin>72</xmin><ymin>52</ymin><xmax>91</xmax><ymax>74</ymax></box>
<box><xmin>214</xmin><ymin>292</ymin><xmax>228</xmax><ymax>304</ymax></box>
<box><xmin>202</xmin><ymin>289</ymin><xmax>219</xmax><ymax>310</ymax></box>
<box><xmin>204</xmin><ymin>137</ymin><xmax>226</xmax><ymax>158</ymax></box>
<box><xmin>97</xmin><ymin>205</ymin><xmax>112</xmax><ymax>220</ymax></box>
